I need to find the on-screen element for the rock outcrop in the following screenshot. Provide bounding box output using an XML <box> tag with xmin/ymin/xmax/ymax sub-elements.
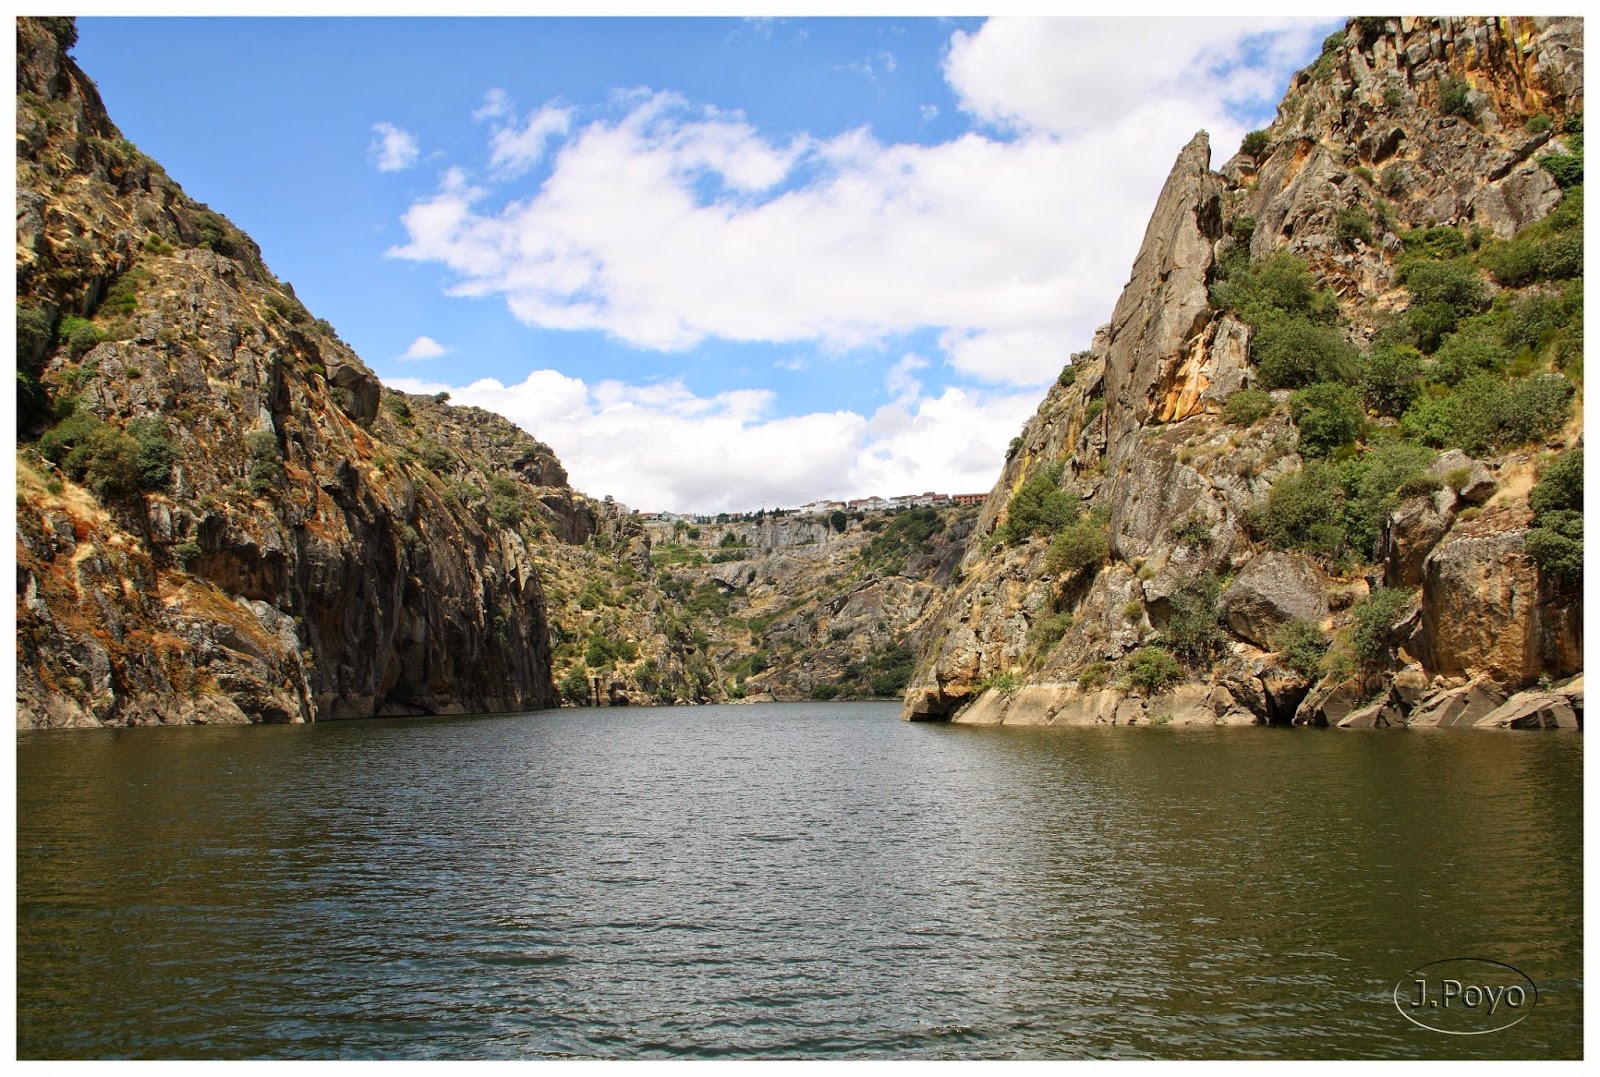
<box><xmin>903</xmin><ymin>16</ymin><xmax>1583</xmax><ymax>728</ymax></box>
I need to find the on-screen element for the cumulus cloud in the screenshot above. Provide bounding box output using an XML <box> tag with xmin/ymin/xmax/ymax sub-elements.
<box><xmin>389</xmin><ymin>19</ymin><xmax>1327</xmax><ymax>389</ymax></box>
<box><xmin>943</xmin><ymin>17</ymin><xmax>1332</xmax><ymax>136</ymax></box>
<box><xmin>401</xmin><ymin>335</ymin><xmax>449</xmax><ymax>360</ymax></box>
<box><xmin>369</xmin><ymin>121</ymin><xmax>421</xmax><ymax>172</ymax></box>
<box><xmin>488</xmin><ymin>103</ymin><xmax>573</xmax><ymax>177</ymax></box>
<box><xmin>385</xmin><ymin>367</ymin><xmax>1037</xmax><ymax>514</ymax></box>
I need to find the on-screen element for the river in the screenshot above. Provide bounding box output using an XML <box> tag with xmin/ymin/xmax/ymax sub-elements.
<box><xmin>15</xmin><ymin>702</ymin><xmax>1582</xmax><ymax>1059</ymax></box>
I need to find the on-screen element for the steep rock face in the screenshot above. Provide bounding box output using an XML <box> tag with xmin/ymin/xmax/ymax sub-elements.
<box><xmin>903</xmin><ymin>16</ymin><xmax>1583</xmax><ymax>727</ymax></box>
<box><xmin>15</xmin><ymin>18</ymin><xmax>577</xmax><ymax>726</ymax></box>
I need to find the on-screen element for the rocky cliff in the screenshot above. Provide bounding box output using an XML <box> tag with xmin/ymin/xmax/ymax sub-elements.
<box><xmin>902</xmin><ymin>16</ymin><xmax>1583</xmax><ymax>730</ymax></box>
<box><xmin>15</xmin><ymin>17</ymin><xmax>585</xmax><ymax>725</ymax></box>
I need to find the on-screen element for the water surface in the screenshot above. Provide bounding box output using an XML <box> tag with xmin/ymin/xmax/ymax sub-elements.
<box><xmin>16</xmin><ymin>703</ymin><xmax>1582</xmax><ymax>1058</ymax></box>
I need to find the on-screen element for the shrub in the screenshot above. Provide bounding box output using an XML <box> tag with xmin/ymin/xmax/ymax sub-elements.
<box><xmin>17</xmin><ymin>305</ymin><xmax>53</xmax><ymax>370</ymax></box>
<box><xmin>1222</xmin><ymin>387</ymin><xmax>1273</xmax><ymax>427</ymax></box>
<box><xmin>1240</xmin><ymin>129</ymin><xmax>1271</xmax><ymax>159</ymax></box>
<box><xmin>414</xmin><ymin>438</ymin><xmax>455</xmax><ymax>474</ymax></box>
<box><xmin>67</xmin><ymin>321</ymin><xmax>100</xmax><ymax>359</ymax></box>
<box><xmin>1212</xmin><ymin>251</ymin><xmax>1340</xmax><ymax>327</ymax></box>
<box><xmin>1001</xmin><ymin>461</ymin><xmax>1075</xmax><ymax>543</ymax></box>
<box><xmin>1273</xmin><ymin>619</ymin><xmax>1328</xmax><ymax>678</ymax></box>
<box><xmin>559</xmin><ymin>667</ymin><xmax>593</xmax><ymax>705</ymax></box>
<box><xmin>1126</xmin><ymin>647</ymin><xmax>1182</xmax><ymax>694</ymax></box>
<box><xmin>1057</xmin><ymin>364</ymin><xmax>1077</xmax><ymax>388</ymax></box>
<box><xmin>1160</xmin><ymin>572</ymin><xmax>1226</xmax><ymax>666</ymax></box>
<box><xmin>1336</xmin><ymin>205</ymin><xmax>1374</xmax><ymax>248</ymax></box>
<box><xmin>1360</xmin><ymin>345</ymin><xmax>1422</xmax><ymax>417</ymax></box>
<box><xmin>173</xmin><ymin>541</ymin><xmax>203</xmax><ymax>568</ymax></box>
<box><xmin>1026</xmin><ymin>612</ymin><xmax>1073</xmax><ymax>661</ymax></box>
<box><xmin>1252</xmin><ymin>317</ymin><xmax>1360</xmax><ymax>390</ymax></box>
<box><xmin>381</xmin><ymin>392</ymin><xmax>413</xmax><ymax>424</ymax></box>
<box><xmin>1526</xmin><ymin>113</ymin><xmax>1553</xmax><ymax>133</ymax></box>
<box><xmin>829</xmin><ymin>509</ymin><xmax>848</xmax><ymax>533</ymax></box>
<box><xmin>1529</xmin><ymin>446</ymin><xmax>1583</xmax><ymax>516</ymax></box>
<box><xmin>1168</xmin><ymin>512</ymin><xmax>1212</xmax><ymax>549</ymax></box>
<box><xmin>1525</xmin><ymin>524</ymin><xmax>1583</xmax><ymax>585</ymax></box>
<box><xmin>1402</xmin><ymin>373</ymin><xmax>1573</xmax><ymax>455</ymax></box>
<box><xmin>1229</xmin><ymin>215</ymin><xmax>1256</xmax><ymax>246</ymax></box>
<box><xmin>1338</xmin><ymin>440</ymin><xmax>1437</xmax><ymax>558</ymax></box>
<box><xmin>1290</xmin><ymin>381</ymin><xmax>1364</xmax><ymax>457</ymax></box>
<box><xmin>1439</xmin><ymin>77</ymin><xmax>1475</xmax><ymax>121</ymax></box>
<box><xmin>1044</xmin><ymin>520</ymin><xmax>1108</xmax><ymax>576</ymax></box>
<box><xmin>1378</xmin><ymin>165</ymin><xmax>1409</xmax><ymax>201</ymax></box>
<box><xmin>1348</xmin><ymin>587</ymin><xmax>1413</xmax><ymax>669</ymax></box>
<box><xmin>1250</xmin><ymin>460</ymin><xmax>1348</xmax><ymax>559</ymax></box>
<box><xmin>1077</xmin><ymin>662</ymin><xmax>1111</xmax><ymax>691</ymax></box>
<box><xmin>1083</xmin><ymin>399</ymin><xmax>1105</xmax><ymax>424</ymax></box>
<box><xmin>1431</xmin><ymin>321</ymin><xmax>1504</xmax><ymax>385</ymax></box>
<box><xmin>126</xmin><ymin>416</ymin><xmax>176</xmax><ymax>490</ymax></box>
<box><xmin>1539</xmin><ymin>153</ymin><xmax>1583</xmax><ymax>188</ymax></box>
<box><xmin>1399</xmin><ymin>225</ymin><xmax>1470</xmax><ymax>261</ymax></box>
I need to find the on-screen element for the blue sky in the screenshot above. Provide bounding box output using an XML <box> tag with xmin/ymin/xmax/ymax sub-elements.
<box><xmin>72</xmin><ymin>14</ymin><xmax>1339</xmax><ymax>514</ymax></box>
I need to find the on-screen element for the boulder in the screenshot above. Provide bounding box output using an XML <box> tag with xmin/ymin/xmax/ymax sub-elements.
<box><xmin>1427</xmin><ymin>449</ymin><xmax>1496</xmax><ymax>504</ymax></box>
<box><xmin>1219</xmin><ymin>551</ymin><xmax>1329</xmax><ymax>648</ymax></box>
<box><xmin>1474</xmin><ymin>691</ymin><xmax>1579</xmax><ymax>729</ymax></box>
<box><xmin>1382</xmin><ymin>488</ymin><xmax>1456</xmax><ymax>588</ymax></box>
<box><xmin>1338</xmin><ymin>699</ymin><xmax>1405</xmax><ymax>728</ymax></box>
<box><xmin>1295</xmin><ymin>676</ymin><xmax>1366</xmax><ymax>727</ymax></box>
<box><xmin>1415</xmin><ymin>507</ymin><xmax>1581</xmax><ymax>684</ymax></box>
<box><xmin>1407</xmin><ymin>676</ymin><xmax>1508</xmax><ymax>728</ymax></box>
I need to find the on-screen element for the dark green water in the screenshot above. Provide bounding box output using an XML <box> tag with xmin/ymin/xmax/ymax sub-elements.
<box><xmin>15</xmin><ymin>703</ymin><xmax>1582</xmax><ymax>1059</ymax></box>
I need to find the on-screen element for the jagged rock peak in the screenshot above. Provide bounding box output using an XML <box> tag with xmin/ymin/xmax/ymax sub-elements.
<box><xmin>1102</xmin><ymin>130</ymin><xmax>1224</xmax><ymax>445</ymax></box>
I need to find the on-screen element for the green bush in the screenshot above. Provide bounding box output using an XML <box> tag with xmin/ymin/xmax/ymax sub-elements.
<box><xmin>1525</xmin><ymin>524</ymin><xmax>1582</xmax><ymax>585</ymax></box>
<box><xmin>67</xmin><ymin>321</ymin><xmax>101</xmax><ymax>359</ymax></box>
<box><xmin>1526</xmin><ymin>113</ymin><xmax>1553</xmax><ymax>133</ymax></box>
<box><xmin>1431</xmin><ymin>320</ymin><xmax>1504</xmax><ymax>385</ymax></box>
<box><xmin>381</xmin><ymin>392</ymin><xmax>413</xmax><ymax>424</ymax></box>
<box><xmin>1253</xmin><ymin>317</ymin><xmax>1361</xmax><ymax>390</ymax></box>
<box><xmin>1222</xmin><ymin>387</ymin><xmax>1273</xmax><ymax>426</ymax></box>
<box><xmin>1438</xmin><ymin>77</ymin><xmax>1475</xmax><ymax>120</ymax></box>
<box><xmin>1360</xmin><ymin>345</ymin><xmax>1422</xmax><ymax>416</ymax></box>
<box><xmin>1336</xmin><ymin>205</ymin><xmax>1374</xmax><ymax>248</ymax></box>
<box><xmin>1524</xmin><ymin>450</ymin><xmax>1584</xmax><ymax>586</ymax></box>
<box><xmin>1539</xmin><ymin>153</ymin><xmax>1583</xmax><ymax>188</ymax></box>
<box><xmin>17</xmin><ymin>305</ymin><xmax>53</xmax><ymax>371</ymax></box>
<box><xmin>1272</xmin><ymin>618</ymin><xmax>1329</xmax><ymax>678</ymax></box>
<box><xmin>1212</xmin><ymin>251</ymin><xmax>1340</xmax><ymax>327</ymax></box>
<box><xmin>1240</xmin><ymin>130</ymin><xmax>1271</xmax><ymax>158</ymax></box>
<box><xmin>1529</xmin><ymin>446</ymin><xmax>1582</xmax><ymax>516</ymax></box>
<box><xmin>126</xmin><ymin>416</ymin><xmax>176</xmax><ymax>490</ymax></box>
<box><xmin>829</xmin><ymin>509</ymin><xmax>848</xmax><ymax>533</ymax></box>
<box><xmin>173</xmin><ymin>540</ymin><xmax>202</xmax><ymax>568</ymax></box>
<box><xmin>1380</xmin><ymin>163</ymin><xmax>1408</xmax><ymax>198</ymax></box>
<box><xmin>1076</xmin><ymin>662</ymin><xmax>1111</xmax><ymax>691</ymax></box>
<box><xmin>1402</xmin><ymin>373</ymin><xmax>1574</xmax><ymax>455</ymax></box>
<box><xmin>1399</xmin><ymin>226</ymin><xmax>1470</xmax><ymax>261</ymax></box>
<box><xmin>1348</xmin><ymin>587</ymin><xmax>1413</xmax><ymax>669</ymax></box>
<box><xmin>1026</xmin><ymin>612</ymin><xmax>1073</xmax><ymax>661</ymax></box>
<box><xmin>1290</xmin><ymin>382</ymin><xmax>1364</xmax><ymax>457</ymax></box>
<box><xmin>1126</xmin><ymin>646</ymin><xmax>1183</xmax><ymax>694</ymax></box>
<box><xmin>414</xmin><ymin>438</ymin><xmax>455</xmax><ymax>474</ymax></box>
<box><xmin>559</xmin><ymin>667</ymin><xmax>593</xmax><ymax>705</ymax></box>
<box><xmin>1338</xmin><ymin>440</ymin><xmax>1437</xmax><ymax>558</ymax></box>
<box><xmin>1001</xmin><ymin>461</ymin><xmax>1075</xmax><ymax>543</ymax></box>
<box><xmin>1044</xmin><ymin>519</ymin><xmax>1108</xmax><ymax>576</ymax></box>
<box><xmin>1160</xmin><ymin>572</ymin><xmax>1225</xmax><ymax>666</ymax></box>
<box><xmin>1250</xmin><ymin>460</ymin><xmax>1348</xmax><ymax>559</ymax></box>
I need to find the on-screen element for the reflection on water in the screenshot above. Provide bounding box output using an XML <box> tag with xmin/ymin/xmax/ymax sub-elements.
<box><xmin>17</xmin><ymin>704</ymin><xmax>1581</xmax><ymax>1059</ymax></box>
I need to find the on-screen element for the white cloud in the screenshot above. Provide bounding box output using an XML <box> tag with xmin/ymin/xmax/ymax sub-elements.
<box><xmin>920</xmin><ymin>103</ymin><xmax>939</xmax><ymax>123</ymax></box>
<box><xmin>943</xmin><ymin>17</ymin><xmax>1333</xmax><ymax>137</ymax></box>
<box><xmin>386</xmin><ymin>366</ymin><xmax>1037</xmax><ymax>514</ymax></box>
<box><xmin>369</xmin><ymin>121</ymin><xmax>421</xmax><ymax>172</ymax></box>
<box><xmin>487</xmin><ymin>103</ymin><xmax>573</xmax><ymax>177</ymax></box>
<box><xmin>401</xmin><ymin>335</ymin><xmax>448</xmax><ymax>361</ymax></box>
<box><xmin>474</xmin><ymin>88</ymin><xmax>513</xmax><ymax>123</ymax></box>
<box><xmin>389</xmin><ymin>19</ymin><xmax>1328</xmax><ymax>390</ymax></box>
